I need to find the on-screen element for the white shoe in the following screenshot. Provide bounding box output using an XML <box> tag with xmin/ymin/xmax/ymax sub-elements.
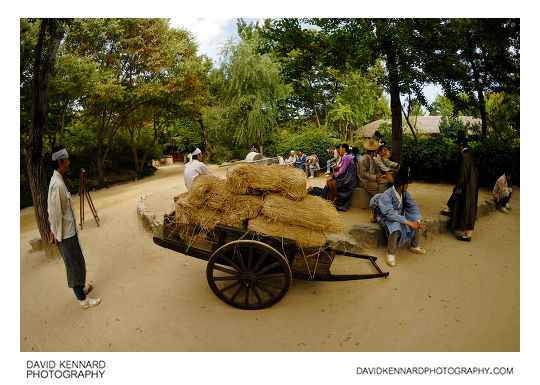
<box><xmin>80</xmin><ymin>297</ymin><xmax>101</xmax><ymax>310</ymax></box>
<box><xmin>409</xmin><ymin>246</ymin><xmax>426</xmax><ymax>254</ymax></box>
<box><xmin>308</xmin><ymin>176</ymin><xmax>314</xmax><ymax>179</ymax></box>
<box><xmin>83</xmin><ymin>282</ymin><xmax>93</xmax><ymax>295</ymax></box>
<box><xmin>385</xmin><ymin>254</ymin><xmax>396</xmax><ymax>267</ymax></box>
<box><xmin>505</xmin><ymin>203</ymin><xmax>511</xmax><ymax>210</ymax></box>
<box><xmin>499</xmin><ymin>206</ymin><xmax>508</xmax><ymax>214</ymax></box>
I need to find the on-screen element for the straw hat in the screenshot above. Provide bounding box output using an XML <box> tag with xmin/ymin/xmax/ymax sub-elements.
<box><xmin>363</xmin><ymin>139</ymin><xmax>379</xmax><ymax>151</ymax></box>
<box><xmin>384</xmin><ymin>150</ymin><xmax>391</xmax><ymax>159</ymax></box>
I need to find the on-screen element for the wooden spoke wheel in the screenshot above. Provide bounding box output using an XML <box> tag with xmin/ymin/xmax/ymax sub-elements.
<box><xmin>206</xmin><ymin>240</ymin><xmax>292</xmax><ymax>310</ymax></box>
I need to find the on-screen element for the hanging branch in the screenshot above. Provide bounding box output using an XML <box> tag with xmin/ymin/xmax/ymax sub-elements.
<box><xmin>401</xmin><ymin>91</ymin><xmax>418</xmax><ymax>143</ymax></box>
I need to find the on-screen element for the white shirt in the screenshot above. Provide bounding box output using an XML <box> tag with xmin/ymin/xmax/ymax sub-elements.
<box><xmin>392</xmin><ymin>186</ymin><xmax>403</xmax><ymax>207</ymax></box>
<box><xmin>184</xmin><ymin>160</ymin><xmax>213</xmax><ymax>191</ymax></box>
<box><xmin>277</xmin><ymin>156</ymin><xmax>285</xmax><ymax>165</ymax></box>
<box><xmin>48</xmin><ymin>170</ymin><xmax>77</xmax><ymax>242</ymax></box>
<box><xmin>287</xmin><ymin>155</ymin><xmax>297</xmax><ymax>165</ymax></box>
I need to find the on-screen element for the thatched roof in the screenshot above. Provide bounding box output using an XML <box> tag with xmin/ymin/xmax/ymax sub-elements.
<box><xmin>355</xmin><ymin>116</ymin><xmax>482</xmax><ymax>138</ymax></box>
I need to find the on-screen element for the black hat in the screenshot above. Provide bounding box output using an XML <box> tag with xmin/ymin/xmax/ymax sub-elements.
<box><xmin>454</xmin><ymin>130</ymin><xmax>469</xmax><ymax>145</ymax></box>
<box><xmin>374</xmin><ymin>130</ymin><xmax>382</xmax><ymax>138</ymax></box>
<box><xmin>393</xmin><ymin>165</ymin><xmax>413</xmax><ymax>185</ymax></box>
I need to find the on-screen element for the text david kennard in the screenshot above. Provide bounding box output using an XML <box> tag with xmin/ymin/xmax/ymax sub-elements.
<box><xmin>27</xmin><ymin>360</ymin><xmax>106</xmax><ymax>379</ymax></box>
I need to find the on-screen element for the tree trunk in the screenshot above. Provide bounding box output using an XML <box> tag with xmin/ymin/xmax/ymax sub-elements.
<box><xmin>139</xmin><ymin>112</ymin><xmax>159</xmax><ymax>172</ymax></box>
<box><xmin>477</xmin><ymin>88</ymin><xmax>487</xmax><ymax>135</ymax></box>
<box><xmin>58</xmin><ymin>101</ymin><xmax>67</xmax><ymax>145</ymax></box>
<box><xmin>197</xmin><ymin>118</ymin><xmax>211</xmax><ymax>162</ymax></box>
<box><xmin>401</xmin><ymin>104</ymin><xmax>418</xmax><ymax>143</ymax></box>
<box><xmin>25</xmin><ymin>19</ymin><xmax>64</xmax><ymax>256</ymax></box>
<box><xmin>128</xmin><ymin>126</ymin><xmax>140</xmax><ymax>172</ymax></box>
<box><xmin>313</xmin><ymin>102</ymin><xmax>321</xmax><ymax>128</ymax></box>
<box><xmin>386</xmin><ymin>46</ymin><xmax>403</xmax><ymax>165</ymax></box>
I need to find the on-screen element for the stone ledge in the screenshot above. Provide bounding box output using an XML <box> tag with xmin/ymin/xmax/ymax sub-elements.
<box><xmin>136</xmin><ymin>193</ymin><xmax>498</xmax><ymax>251</ymax></box>
<box><xmin>29</xmin><ymin>235</ymin><xmax>44</xmax><ymax>251</ymax></box>
<box><xmin>137</xmin><ymin>194</ymin><xmax>164</xmax><ymax>238</ymax></box>
<box><xmin>347</xmin><ymin>199</ymin><xmax>497</xmax><ymax>248</ymax></box>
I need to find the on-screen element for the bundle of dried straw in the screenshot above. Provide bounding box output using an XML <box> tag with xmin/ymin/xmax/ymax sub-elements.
<box><xmin>226</xmin><ymin>163</ymin><xmax>307</xmax><ymax>200</ymax></box>
<box><xmin>175</xmin><ymin>195</ymin><xmax>245</xmax><ymax>230</ymax></box>
<box><xmin>248</xmin><ymin>216</ymin><xmax>327</xmax><ymax>248</ymax></box>
<box><xmin>188</xmin><ymin>175</ymin><xmax>263</xmax><ymax>219</ymax></box>
<box><xmin>261</xmin><ymin>194</ymin><xmax>344</xmax><ymax>234</ymax></box>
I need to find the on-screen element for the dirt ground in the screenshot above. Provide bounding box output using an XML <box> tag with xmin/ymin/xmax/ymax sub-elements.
<box><xmin>20</xmin><ymin>163</ymin><xmax>519</xmax><ymax>352</ymax></box>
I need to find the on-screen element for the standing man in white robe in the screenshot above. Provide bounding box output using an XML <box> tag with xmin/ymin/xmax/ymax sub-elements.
<box><xmin>48</xmin><ymin>147</ymin><xmax>101</xmax><ymax>310</ymax></box>
<box><xmin>184</xmin><ymin>148</ymin><xmax>213</xmax><ymax>191</ymax></box>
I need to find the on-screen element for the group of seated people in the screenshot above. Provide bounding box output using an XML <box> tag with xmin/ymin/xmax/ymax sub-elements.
<box><xmin>280</xmin><ymin>149</ymin><xmax>321</xmax><ymax>179</ymax></box>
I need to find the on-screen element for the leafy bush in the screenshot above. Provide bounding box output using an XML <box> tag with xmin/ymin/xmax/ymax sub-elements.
<box><xmin>439</xmin><ymin>116</ymin><xmax>481</xmax><ymax>139</ymax></box>
<box><xmin>402</xmin><ymin>135</ymin><xmax>458</xmax><ymax>183</ymax></box>
<box><xmin>366</xmin><ymin>120</ymin><xmax>519</xmax><ymax>187</ymax></box>
<box><xmin>400</xmin><ymin>134</ymin><xmax>519</xmax><ymax>187</ymax></box>
<box><xmin>209</xmin><ymin>145</ymin><xmax>233</xmax><ymax>164</ymax></box>
<box><xmin>470</xmin><ymin>137</ymin><xmax>520</xmax><ymax>187</ymax></box>
<box><xmin>266</xmin><ymin>128</ymin><xmax>338</xmax><ymax>164</ymax></box>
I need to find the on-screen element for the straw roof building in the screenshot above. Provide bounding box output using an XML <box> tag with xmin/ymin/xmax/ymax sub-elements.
<box><xmin>355</xmin><ymin>116</ymin><xmax>481</xmax><ymax>138</ymax></box>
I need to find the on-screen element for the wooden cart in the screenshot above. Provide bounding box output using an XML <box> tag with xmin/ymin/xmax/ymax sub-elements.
<box><xmin>153</xmin><ymin>214</ymin><xmax>389</xmax><ymax>310</ymax></box>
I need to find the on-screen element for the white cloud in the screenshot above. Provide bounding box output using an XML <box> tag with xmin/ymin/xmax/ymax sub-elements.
<box><xmin>170</xmin><ymin>18</ymin><xmax>238</xmax><ymax>64</ymax></box>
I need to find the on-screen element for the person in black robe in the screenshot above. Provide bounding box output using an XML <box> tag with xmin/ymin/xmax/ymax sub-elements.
<box><xmin>444</xmin><ymin>131</ymin><xmax>479</xmax><ymax>241</ymax></box>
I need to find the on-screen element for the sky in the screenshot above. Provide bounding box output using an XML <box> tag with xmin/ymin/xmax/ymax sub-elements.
<box><xmin>169</xmin><ymin>18</ymin><xmax>444</xmax><ymax>107</ymax></box>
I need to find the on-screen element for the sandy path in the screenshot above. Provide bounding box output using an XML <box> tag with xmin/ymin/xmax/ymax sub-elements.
<box><xmin>20</xmin><ymin>164</ymin><xmax>519</xmax><ymax>351</ymax></box>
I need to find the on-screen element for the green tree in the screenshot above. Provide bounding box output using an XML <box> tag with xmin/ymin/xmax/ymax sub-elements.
<box><xmin>261</xmin><ymin>19</ymin><xmax>348</xmax><ymax>128</ymax></box>
<box><xmin>47</xmin><ymin>52</ymin><xmax>99</xmax><ymax>152</ymax></box>
<box><xmin>63</xmin><ymin>18</ymin><xmax>209</xmax><ymax>179</ymax></box>
<box><xmin>484</xmin><ymin>91</ymin><xmax>520</xmax><ymax>140</ymax></box>
<box><xmin>307</xmin><ymin>18</ymin><xmax>441</xmax><ymax>164</ymax></box>
<box><xmin>213</xmin><ymin>28</ymin><xmax>291</xmax><ymax>149</ymax></box>
<box><xmin>328</xmin><ymin>63</ymin><xmax>388</xmax><ymax>140</ymax></box>
<box><xmin>23</xmin><ymin>18</ymin><xmax>66</xmax><ymax>255</ymax></box>
<box><xmin>427</xmin><ymin>18</ymin><xmax>519</xmax><ymax>135</ymax></box>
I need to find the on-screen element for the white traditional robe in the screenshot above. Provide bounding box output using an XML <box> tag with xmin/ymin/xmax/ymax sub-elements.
<box><xmin>47</xmin><ymin>170</ymin><xmax>77</xmax><ymax>242</ymax></box>
<box><xmin>184</xmin><ymin>160</ymin><xmax>213</xmax><ymax>191</ymax></box>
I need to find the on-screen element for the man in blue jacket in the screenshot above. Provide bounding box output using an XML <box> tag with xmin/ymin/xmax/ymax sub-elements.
<box><xmin>377</xmin><ymin>166</ymin><xmax>425</xmax><ymax>267</ymax></box>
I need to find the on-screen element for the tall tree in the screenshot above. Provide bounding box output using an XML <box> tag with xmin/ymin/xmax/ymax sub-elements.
<box><xmin>275</xmin><ymin>18</ymin><xmax>440</xmax><ymax>164</ymax></box>
<box><xmin>24</xmin><ymin>18</ymin><xmax>66</xmax><ymax>255</ymax></box>
<box><xmin>328</xmin><ymin>63</ymin><xmax>388</xmax><ymax>140</ymax></box>
<box><xmin>426</xmin><ymin>18</ymin><xmax>519</xmax><ymax>135</ymax></box>
<box><xmin>212</xmin><ymin>28</ymin><xmax>290</xmax><ymax>148</ymax></box>
<box><xmin>261</xmin><ymin>18</ymin><xmax>343</xmax><ymax>128</ymax></box>
<box><xmin>64</xmin><ymin>18</ymin><xmax>207</xmax><ymax>180</ymax></box>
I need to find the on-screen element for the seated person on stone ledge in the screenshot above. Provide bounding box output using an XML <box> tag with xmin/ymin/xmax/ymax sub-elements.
<box><xmin>377</xmin><ymin>166</ymin><xmax>425</xmax><ymax>268</ymax></box>
<box><xmin>325</xmin><ymin>146</ymin><xmax>341</xmax><ymax>175</ymax></box>
<box><xmin>492</xmin><ymin>170</ymin><xmax>512</xmax><ymax>214</ymax></box>
<box><xmin>322</xmin><ymin>143</ymin><xmax>359</xmax><ymax>211</ymax></box>
<box><xmin>294</xmin><ymin>149</ymin><xmax>308</xmax><ymax>171</ymax></box>
<box><xmin>306</xmin><ymin>154</ymin><xmax>320</xmax><ymax>179</ymax></box>
<box><xmin>358</xmin><ymin>139</ymin><xmax>389</xmax><ymax>196</ymax></box>
<box><xmin>374</xmin><ymin>141</ymin><xmax>399</xmax><ymax>183</ymax></box>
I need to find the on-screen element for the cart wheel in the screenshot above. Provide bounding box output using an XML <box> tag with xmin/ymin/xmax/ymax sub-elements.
<box><xmin>206</xmin><ymin>240</ymin><xmax>292</xmax><ymax>310</ymax></box>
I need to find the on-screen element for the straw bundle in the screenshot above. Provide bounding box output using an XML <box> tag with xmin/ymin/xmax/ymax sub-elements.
<box><xmin>248</xmin><ymin>216</ymin><xmax>327</xmax><ymax>248</ymax></box>
<box><xmin>188</xmin><ymin>175</ymin><xmax>263</xmax><ymax>219</ymax></box>
<box><xmin>226</xmin><ymin>163</ymin><xmax>307</xmax><ymax>200</ymax></box>
<box><xmin>262</xmin><ymin>194</ymin><xmax>344</xmax><ymax>234</ymax></box>
<box><xmin>175</xmin><ymin>195</ymin><xmax>245</xmax><ymax>230</ymax></box>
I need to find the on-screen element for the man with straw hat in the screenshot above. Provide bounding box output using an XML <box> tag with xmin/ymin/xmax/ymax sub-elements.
<box><xmin>184</xmin><ymin>148</ymin><xmax>213</xmax><ymax>191</ymax></box>
<box><xmin>377</xmin><ymin>165</ymin><xmax>425</xmax><ymax>267</ymax></box>
<box><xmin>445</xmin><ymin>131</ymin><xmax>479</xmax><ymax>242</ymax></box>
<box><xmin>48</xmin><ymin>146</ymin><xmax>101</xmax><ymax>310</ymax></box>
<box><xmin>358</xmin><ymin>138</ymin><xmax>391</xmax><ymax>220</ymax></box>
